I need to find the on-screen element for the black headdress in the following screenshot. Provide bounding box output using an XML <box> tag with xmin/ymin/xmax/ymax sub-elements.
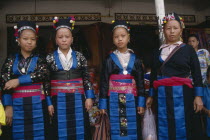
<box><xmin>111</xmin><ymin>20</ymin><xmax>130</xmax><ymax>32</ymax></box>
<box><xmin>14</xmin><ymin>21</ymin><xmax>39</xmax><ymax>41</ymax></box>
<box><xmin>52</xmin><ymin>16</ymin><xmax>75</xmax><ymax>31</ymax></box>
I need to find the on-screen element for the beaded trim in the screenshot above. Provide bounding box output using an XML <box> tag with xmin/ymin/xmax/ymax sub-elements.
<box><xmin>18</xmin><ymin>26</ymin><xmax>36</xmax><ymax>32</ymax></box>
<box><xmin>113</xmin><ymin>25</ymin><xmax>130</xmax><ymax>32</ymax></box>
<box><xmin>56</xmin><ymin>25</ymin><xmax>72</xmax><ymax>31</ymax></box>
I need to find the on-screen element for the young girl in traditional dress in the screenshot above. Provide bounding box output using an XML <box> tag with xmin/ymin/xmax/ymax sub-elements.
<box><xmin>1</xmin><ymin>21</ymin><xmax>52</xmax><ymax>140</ymax></box>
<box><xmin>46</xmin><ymin>17</ymin><xmax>94</xmax><ymax>140</ymax></box>
<box><xmin>99</xmin><ymin>20</ymin><xmax>146</xmax><ymax>140</ymax></box>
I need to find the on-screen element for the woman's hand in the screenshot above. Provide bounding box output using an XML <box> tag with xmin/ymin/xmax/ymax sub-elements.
<box><xmin>85</xmin><ymin>98</ymin><xmax>93</xmax><ymax>111</ymax></box>
<box><xmin>4</xmin><ymin>79</ymin><xmax>19</xmax><ymax>90</ymax></box>
<box><xmin>100</xmin><ymin>109</ymin><xmax>106</xmax><ymax>114</ymax></box>
<box><xmin>194</xmin><ymin>96</ymin><xmax>203</xmax><ymax>113</ymax></box>
<box><xmin>146</xmin><ymin>97</ymin><xmax>153</xmax><ymax>108</ymax></box>
<box><xmin>137</xmin><ymin>107</ymin><xmax>145</xmax><ymax>115</ymax></box>
<box><xmin>5</xmin><ymin>106</ymin><xmax>13</xmax><ymax>126</ymax></box>
<box><xmin>48</xmin><ymin>105</ymin><xmax>54</xmax><ymax>117</ymax></box>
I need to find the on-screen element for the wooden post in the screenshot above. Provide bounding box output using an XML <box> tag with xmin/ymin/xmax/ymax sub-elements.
<box><xmin>155</xmin><ymin>0</ymin><xmax>165</xmax><ymax>45</ymax></box>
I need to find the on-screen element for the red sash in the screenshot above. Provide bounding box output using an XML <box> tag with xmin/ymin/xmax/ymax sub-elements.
<box><xmin>153</xmin><ymin>77</ymin><xmax>193</xmax><ymax>89</ymax></box>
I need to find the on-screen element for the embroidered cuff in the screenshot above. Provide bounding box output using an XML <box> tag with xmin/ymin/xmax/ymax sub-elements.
<box><xmin>149</xmin><ymin>88</ymin><xmax>155</xmax><ymax>97</ymax></box>
<box><xmin>46</xmin><ymin>96</ymin><xmax>52</xmax><ymax>106</ymax></box>
<box><xmin>85</xmin><ymin>90</ymin><xmax>95</xmax><ymax>99</ymax></box>
<box><xmin>2</xmin><ymin>94</ymin><xmax>12</xmax><ymax>106</ymax></box>
<box><xmin>18</xmin><ymin>74</ymin><xmax>32</xmax><ymax>85</ymax></box>
<box><xmin>99</xmin><ymin>98</ymin><xmax>107</xmax><ymax>109</ymax></box>
<box><xmin>137</xmin><ymin>96</ymin><xmax>146</xmax><ymax>107</ymax></box>
<box><xmin>194</xmin><ymin>87</ymin><xmax>203</xmax><ymax>96</ymax></box>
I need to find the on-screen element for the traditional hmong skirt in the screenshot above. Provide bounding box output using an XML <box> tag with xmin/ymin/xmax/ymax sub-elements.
<box><xmin>50</xmin><ymin>78</ymin><xmax>91</xmax><ymax>140</ymax></box>
<box><xmin>203</xmin><ymin>86</ymin><xmax>210</xmax><ymax>137</ymax></box>
<box><xmin>108</xmin><ymin>74</ymin><xmax>141</xmax><ymax>140</ymax></box>
<box><xmin>12</xmin><ymin>83</ymin><xmax>47</xmax><ymax>140</ymax></box>
<box><xmin>153</xmin><ymin>77</ymin><xmax>195</xmax><ymax>140</ymax></box>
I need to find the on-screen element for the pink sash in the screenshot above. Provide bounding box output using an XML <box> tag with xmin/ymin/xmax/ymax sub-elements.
<box><xmin>108</xmin><ymin>74</ymin><xmax>137</xmax><ymax>96</ymax></box>
<box><xmin>51</xmin><ymin>78</ymin><xmax>85</xmax><ymax>96</ymax></box>
<box><xmin>13</xmin><ymin>83</ymin><xmax>45</xmax><ymax>100</ymax></box>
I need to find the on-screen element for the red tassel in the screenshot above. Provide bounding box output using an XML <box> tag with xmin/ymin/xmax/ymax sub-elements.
<box><xmin>36</xmin><ymin>28</ymin><xmax>39</xmax><ymax>34</ymax></box>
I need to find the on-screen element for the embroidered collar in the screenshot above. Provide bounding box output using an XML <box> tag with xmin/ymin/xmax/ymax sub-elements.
<box><xmin>159</xmin><ymin>41</ymin><xmax>183</xmax><ymax>50</ymax></box>
<box><xmin>57</xmin><ymin>47</ymin><xmax>72</xmax><ymax>55</ymax></box>
<box><xmin>114</xmin><ymin>48</ymin><xmax>134</xmax><ymax>54</ymax></box>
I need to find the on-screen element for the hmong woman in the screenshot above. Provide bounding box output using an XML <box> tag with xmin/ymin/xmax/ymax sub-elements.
<box><xmin>99</xmin><ymin>20</ymin><xmax>146</xmax><ymax>140</ymax></box>
<box><xmin>0</xmin><ymin>21</ymin><xmax>52</xmax><ymax>140</ymax></box>
<box><xmin>147</xmin><ymin>12</ymin><xmax>204</xmax><ymax>140</ymax></box>
<box><xmin>188</xmin><ymin>34</ymin><xmax>210</xmax><ymax>84</ymax></box>
<box><xmin>46</xmin><ymin>17</ymin><xmax>94</xmax><ymax>140</ymax></box>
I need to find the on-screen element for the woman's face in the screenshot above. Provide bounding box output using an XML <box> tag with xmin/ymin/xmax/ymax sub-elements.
<box><xmin>113</xmin><ymin>27</ymin><xmax>130</xmax><ymax>50</ymax></box>
<box><xmin>188</xmin><ymin>37</ymin><xmax>199</xmax><ymax>49</ymax></box>
<box><xmin>164</xmin><ymin>20</ymin><xmax>183</xmax><ymax>44</ymax></box>
<box><xmin>18</xmin><ymin>29</ymin><xmax>37</xmax><ymax>53</ymax></box>
<box><xmin>56</xmin><ymin>28</ymin><xmax>73</xmax><ymax>51</ymax></box>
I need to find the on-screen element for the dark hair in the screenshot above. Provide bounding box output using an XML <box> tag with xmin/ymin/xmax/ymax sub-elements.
<box><xmin>188</xmin><ymin>34</ymin><xmax>199</xmax><ymax>41</ymax></box>
<box><xmin>207</xmin><ymin>66</ymin><xmax>210</xmax><ymax>78</ymax></box>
